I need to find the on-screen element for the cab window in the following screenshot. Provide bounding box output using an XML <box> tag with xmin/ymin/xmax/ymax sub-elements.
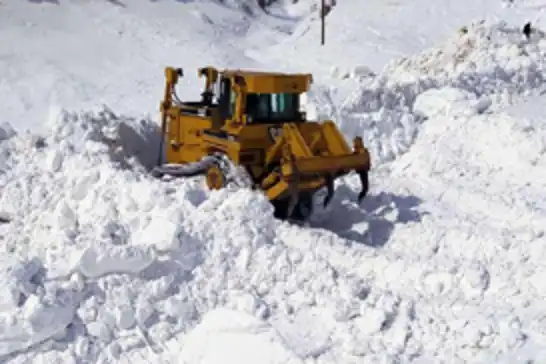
<box><xmin>246</xmin><ymin>93</ymin><xmax>299</xmax><ymax>123</ymax></box>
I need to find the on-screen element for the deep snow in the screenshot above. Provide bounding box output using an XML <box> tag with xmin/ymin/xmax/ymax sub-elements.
<box><xmin>2</xmin><ymin>0</ymin><xmax>546</xmax><ymax>363</ymax></box>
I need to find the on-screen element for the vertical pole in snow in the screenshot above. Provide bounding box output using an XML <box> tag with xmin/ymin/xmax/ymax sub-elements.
<box><xmin>321</xmin><ymin>0</ymin><xmax>325</xmax><ymax>45</ymax></box>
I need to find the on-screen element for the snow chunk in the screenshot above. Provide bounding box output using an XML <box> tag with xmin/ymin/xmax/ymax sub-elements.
<box><xmin>44</xmin><ymin>149</ymin><xmax>64</xmax><ymax>172</ymax></box>
<box><xmin>413</xmin><ymin>87</ymin><xmax>477</xmax><ymax>118</ymax></box>
<box><xmin>133</xmin><ymin>210</ymin><xmax>184</xmax><ymax>252</ymax></box>
<box><xmin>114</xmin><ymin>305</ymin><xmax>136</xmax><ymax>331</ymax></box>
<box><xmin>86</xmin><ymin>321</ymin><xmax>112</xmax><ymax>342</ymax></box>
<box><xmin>78</xmin><ymin>244</ymin><xmax>156</xmax><ymax>279</ymax></box>
<box><xmin>0</xmin><ymin>122</ymin><xmax>15</xmax><ymax>141</ymax></box>
<box><xmin>0</xmin><ymin>257</ymin><xmax>44</xmax><ymax>312</ymax></box>
<box><xmin>270</xmin><ymin>309</ymin><xmax>333</xmax><ymax>359</ymax></box>
<box><xmin>177</xmin><ymin>308</ymin><xmax>304</xmax><ymax>364</ymax></box>
<box><xmin>0</xmin><ymin>289</ymin><xmax>78</xmax><ymax>357</ymax></box>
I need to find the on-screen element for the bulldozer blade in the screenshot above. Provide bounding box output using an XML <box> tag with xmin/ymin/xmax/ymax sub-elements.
<box><xmin>357</xmin><ymin>170</ymin><xmax>369</xmax><ymax>203</ymax></box>
<box><xmin>323</xmin><ymin>175</ymin><xmax>335</xmax><ymax>208</ymax></box>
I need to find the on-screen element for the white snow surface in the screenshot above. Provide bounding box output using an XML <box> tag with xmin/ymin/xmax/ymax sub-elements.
<box><xmin>2</xmin><ymin>0</ymin><xmax>546</xmax><ymax>363</ymax></box>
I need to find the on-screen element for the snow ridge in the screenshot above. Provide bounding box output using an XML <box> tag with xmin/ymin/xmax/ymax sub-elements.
<box><xmin>306</xmin><ymin>20</ymin><xmax>546</xmax><ymax>166</ymax></box>
<box><xmin>0</xmin><ymin>108</ymin><xmax>402</xmax><ymax>363</ymax></box>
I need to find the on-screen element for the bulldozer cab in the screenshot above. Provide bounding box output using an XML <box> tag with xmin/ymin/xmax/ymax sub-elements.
<box><xmin>211</xmin><ymin>69</ymin><xmax>312</xmax><ymax>128</ymax></box>
<box><xmin>217</xmin><ymin>78</ymin><xmax>302</xmax><ymax>123</ymax></box>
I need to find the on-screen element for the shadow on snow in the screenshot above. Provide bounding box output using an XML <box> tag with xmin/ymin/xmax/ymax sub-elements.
<box><xmin>310</xmin><ymin>184</ymin><xmax>427</xmax><ymax>248</ymax></box>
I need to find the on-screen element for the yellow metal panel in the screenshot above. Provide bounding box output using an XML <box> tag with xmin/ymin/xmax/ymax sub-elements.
<box><xmin>179</xmin><ymin>114</ymin><xmax>211</xmax><ymax>144</ymax></box>
<box><xmin>280</xmin><ymin>153</ymin><xmax>370</xmax><ymax>179</ymax></box>
<box><xmin>265</xmin><ymin>180</ymin><xmax>290</xmax><ymax>200</ymax></box>
<box><xmin>320</xmin><ymin>120</ymin><xmax>352</xmax><ymax>155</ymax></box>
<box><xmin>244</xmin><ymin>75</ymin><xmax>311</xmax><ymax>94</ymax></box>
<box><xmin>220</xmin><ymin>70</ymin><xmax>312</xmax><ymax>94</ymax></box>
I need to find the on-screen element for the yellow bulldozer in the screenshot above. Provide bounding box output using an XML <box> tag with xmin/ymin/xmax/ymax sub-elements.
<box><xmin>151</xmin><ymin>66</ymin><xmax>371</xmax><ymax>221</ymax></box>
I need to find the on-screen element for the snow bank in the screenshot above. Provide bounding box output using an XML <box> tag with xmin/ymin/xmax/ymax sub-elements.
<box><xmin>306</xmin><ymin>21</ymin><xmax>546</xmax><ymax>166</ymax></box>
<box><xmin>0</xmin><ymin>107</ymin><xmax>207</xmax><ymax>359</ymax></box>
<box><xmin>380</xmin><ymin>85</ymin><xmax>546</xmax><ymax>363</ymax></box>
<box><xmin>399</xmin><ymin>88</ymin><xmax>546</xmax><ymax>185</ymax></box>
<box><xmin>0</xmin><ymin>107</ymin><xmax>390</xmax><ymax>363</ymax></box>
<box><xmin>401</xmin><ymin>89</ymin><xmax>546</xmax><ymax>223</ymax></box>
<box><xmin>0</xmin><ymin>106</ymin><xmax>173</xmax><ymax>276</ymax></box>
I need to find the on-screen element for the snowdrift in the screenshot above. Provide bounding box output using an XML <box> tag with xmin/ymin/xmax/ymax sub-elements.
<box><xmin>0</xmin><ymin>107</ymin><xmax>388</xmax><ymax>363</ymax></box>
<box><xmin>384</xmin><ymin>86</ymin><xmax>546</xmax><ymax>364</ymax></box>
<box><xmin>305</xmin><ymin>20</ymin><xmax>546</xmax><ymax>167</ymax></box>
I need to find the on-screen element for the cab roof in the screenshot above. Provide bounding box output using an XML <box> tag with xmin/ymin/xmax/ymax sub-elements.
<box><xmin>219</xmin><ymin>69</ymin><xmax>313</xmax><ymax>94</ymax></box>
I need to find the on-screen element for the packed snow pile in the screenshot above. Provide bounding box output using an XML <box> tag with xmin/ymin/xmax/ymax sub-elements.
<box><xmin>0</xmin><ymin>108</ymin><xmax>416</xmax><ymax>363</ymax></box>
<box><xmin>385</xmin><ymin>20</ymin><xmax>546</xmax><ymax>82</ymax></box>
<box><xmin>1</xmin><ymin>106</ymin><xmax>166</xmax><ymax>275</ymax></box>
<box><xmin>3</xmin><ymin>103</ymin><xmax>544</xmax><ymax>363</ymax></box>
<box><xmin>11</xmin><ymin>101</ymin><xmax>541</xmax><ymax>363</ymax></box>
<box><xmin>407</xmin><ymin>87</ymin><xmax>546</xmax><ymax>197</ymax></box>
<box><xmin>383</xmin><ymin>89</ymin><xmax>546</xmax><ymax>364</ymax></box>
<box><xmin>304</xmin><ymin>21</ymin><xmax>546</xmax><ymax>166</ymax></box>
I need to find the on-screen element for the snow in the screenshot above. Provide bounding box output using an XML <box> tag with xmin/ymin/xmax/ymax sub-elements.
<box><xmin>175</xmin><ymin>308</ymin><xmax>305</xmax><ymax>364</ymax></box>
<box><xmin>78</xmin><ymin>244</ymin><xmax>156</xmax><ymax>279</ymax></box>
<box><xmin>2</xmin><ymin>0</ymin><xmax>546</xmax><ymax>363</ymax></box>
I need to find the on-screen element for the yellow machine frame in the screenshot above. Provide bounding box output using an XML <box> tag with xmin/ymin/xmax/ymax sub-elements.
<box><xmin>153</xmin><ymin>66</ymin><xmax>371</xmax><ymax>220</ymax></box>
